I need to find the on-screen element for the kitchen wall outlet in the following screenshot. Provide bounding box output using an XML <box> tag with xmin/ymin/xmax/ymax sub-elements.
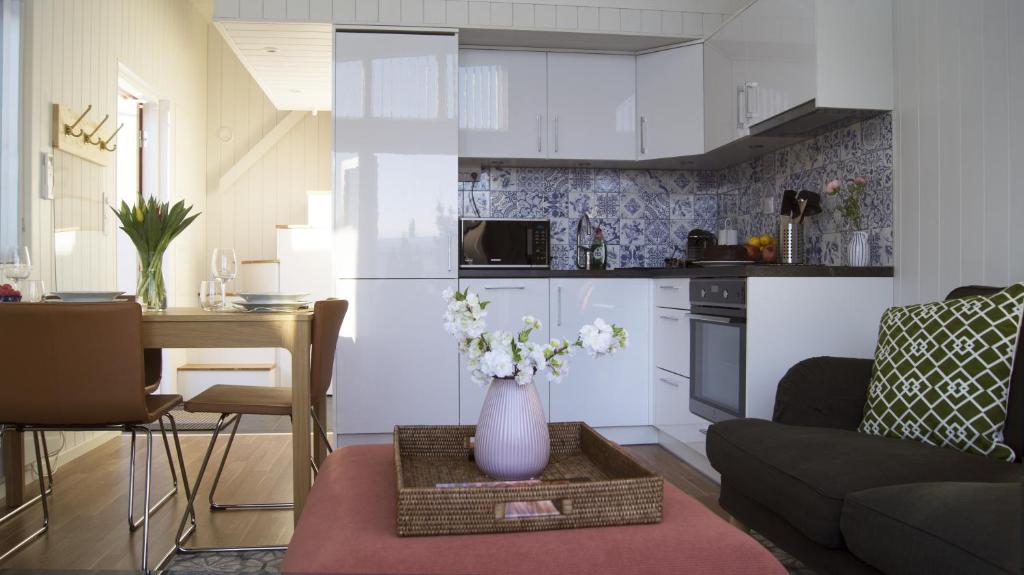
<box><xmin>458</xmin><ymin>160</ymin><xmax>482</xmax><ymax>183</ymax></box>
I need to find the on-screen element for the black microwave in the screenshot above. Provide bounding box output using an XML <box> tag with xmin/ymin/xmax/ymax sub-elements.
<box><xmin>459</xmin><ymin>219</ymin><xmax>550</xmax><ymax>269</ymax></box>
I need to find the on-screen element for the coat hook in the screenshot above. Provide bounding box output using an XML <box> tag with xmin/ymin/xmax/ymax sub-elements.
<box><xmin>83</xmin><ymin>114</ymin><xmax>109</xmax><ymax>144</ymax></box>
<box><xmin>99</xmin><ymin>123</ymin><xmax>124</xmax><ymax>152</ymax></box>
<box><xmin>65</xmin><ymin>104</ymin><xmax>92</xmax><ymax>137</ymax></box>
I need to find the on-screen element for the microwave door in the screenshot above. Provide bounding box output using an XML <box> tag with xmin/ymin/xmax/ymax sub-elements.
<box><xmin>462</xmin><ymin>221</ymin><xmax>488</xmax><ymax>265</ymax></box>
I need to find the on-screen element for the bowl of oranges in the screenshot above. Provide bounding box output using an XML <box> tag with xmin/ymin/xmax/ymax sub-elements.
<box><xmin>745</xmin><ymin>234</ymin><xmax>777</xmax><ymax>263</ymax></box>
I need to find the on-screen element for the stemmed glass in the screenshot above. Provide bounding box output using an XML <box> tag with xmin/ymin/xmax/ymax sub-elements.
<box><xmin>3</xmin><ymin>246</ymin><xmax>32</xmax><ymax>289</ymax></box>
<box><xmin>210</xmin><ymin>248</ymin><xmax>238</xmax><ymax>307</ymax></box>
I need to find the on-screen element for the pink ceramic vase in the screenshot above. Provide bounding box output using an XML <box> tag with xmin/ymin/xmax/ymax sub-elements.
<box><xmin>474</xmin><ymin>377</ymin><xmax>550</xmax><ymax>480</ymax></box>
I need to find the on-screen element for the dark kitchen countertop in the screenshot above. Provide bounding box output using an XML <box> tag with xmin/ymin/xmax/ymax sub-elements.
<box><xmin>459</xmin><ymin>265</ymin><xmax>894</xmax><ymax>279</ymax></box>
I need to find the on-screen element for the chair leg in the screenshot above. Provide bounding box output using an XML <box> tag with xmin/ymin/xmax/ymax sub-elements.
<box><xmin>209</xmin><ymin>415</ymin><xmax>291</xmax><ymax>511</ymax></box>
<box><xmin>154</xmin><ymin>414</ymin><xmax>195</xmax><ymax>572</ymax></box>
<box><xmin>174</xmin><ymin>414</ymin><xmax>286</xmax><ymax>554</ymax></box>
<box><xmin>138</xmin><ymin>426</ymin><xmax>154</xmax><ymax>574</ymax></box>
<box><xmin>39</xmin><ymin>433</ymin><xmax>54</xmax><ymax>495</ymax></box>
<box><xmin>0</xmin><ymin>432</ymin><xmax>50</xmax><ymax>563</ymax></box>
<box><xmin>128</xmin><ymin>418</ymin><xmax>180</xmax><ymax>531</ymax></box>
<box><xmin>310</xmin><ymin>406</ymin><xmax>333</xmax><ymax>455</ymax></box>
<box><xmin>0</xmin><ymin>432</ymin><xmax>52</xmax><ymax>527</ymax></box>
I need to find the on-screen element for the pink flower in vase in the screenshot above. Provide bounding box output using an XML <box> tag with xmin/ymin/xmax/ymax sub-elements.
<box><xmin>825</xmin><ymin>179</ymin><xmax>841</xmax><ymax>194</ymax></box>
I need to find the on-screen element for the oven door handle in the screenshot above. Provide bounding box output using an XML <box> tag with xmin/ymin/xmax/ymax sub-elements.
<box><xmin>689</xmin><ymin>313</ymin><xmax>738</xmax><ymax>325</ymax></box>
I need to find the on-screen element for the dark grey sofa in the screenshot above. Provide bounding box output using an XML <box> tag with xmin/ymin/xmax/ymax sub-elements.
<box><xmin>707</xmin><ymin>286</ymin><xmax>1024</xmax><ymax>575</ymax></box>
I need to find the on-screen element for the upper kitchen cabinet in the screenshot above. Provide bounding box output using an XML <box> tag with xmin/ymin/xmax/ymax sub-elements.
<box><xmin>637</xmin><ymin>44</ymin><xmax>704</xmax><ymax>160</ymax></box>
<box><xmin>333</xmin><ymin>31</ymin><xmax>459</xmax><ymax>280</ymax></box>
<box><xmin>459</xmin><ymin>50</ymin><xmax>548</xmax><ymax>159</ymax></box>
<box><xmin>704</xmin><ymin>0</ymin><xmax>892</xmax><ymax>149</ymax></box>
<box><xmin>547</xmin><ymin>53</ymin><xmax>637</xmax><ymax>161</ymax></box>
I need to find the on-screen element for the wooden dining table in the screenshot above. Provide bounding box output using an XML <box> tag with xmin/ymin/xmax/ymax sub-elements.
<box><xmin>2</xmin><ymin>308</ymin><xmax>324</xmax><ymax>525</ymax></box>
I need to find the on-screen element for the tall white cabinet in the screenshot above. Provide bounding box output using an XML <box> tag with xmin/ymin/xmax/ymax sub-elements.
<box><xmin>333</xmin><ymin>31</ymin><xmax>459</xmax><ymax>281</ymax></box>
<box><xmin>459</xmin><ymin>50</ymin><xmax>548</xmax><ymax>159</ymax></box>
<box><xmin>549</xmin><ymin>278</ymin><xmax>651</xmax><ymax>427</ymax></box>
<box><xmin>457</xmin><ymin>278</ymin><xmax>551</xmax><ymax>424</ymax></box>
<box><xmin>334</xmin><ymin>31</ymin><xmax>460</xmax><ymax>438</ymax></box>
<box><xmin>547</xmin><ymin>53</ymin><xmax>636</xmax><ymax>161</ymax></box>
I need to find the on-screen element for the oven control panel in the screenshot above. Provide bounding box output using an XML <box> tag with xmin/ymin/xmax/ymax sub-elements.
<box><xmin>690</xmin><ymin>278</ymin><xmax>746</xmax><ymax>309</ymax></box>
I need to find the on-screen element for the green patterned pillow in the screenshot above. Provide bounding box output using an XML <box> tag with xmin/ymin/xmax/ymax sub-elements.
<box><xmin>859</xmin><ymin>283</ymin><xmax>1024</xmax><ymax>461</ymax></box>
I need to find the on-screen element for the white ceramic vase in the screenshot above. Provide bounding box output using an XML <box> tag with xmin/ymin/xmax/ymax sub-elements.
<box><xmin>474</xmin><ymin>377</ymin><xmax>550</xmax><ymax>480</ymax></box>
<box><xmin>848</xmin><ymin>230</ymin><xmax>870</xmax><ymax>267</ymax></box>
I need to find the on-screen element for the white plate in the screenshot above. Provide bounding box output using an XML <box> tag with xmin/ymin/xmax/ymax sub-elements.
<box><xmin>52</xmin><ymin>291</ymin><xmax>126</xmax><ymax>302</ymax></box>
<box><xmin>237</xmin><ymin>292</ymin><xmax>310</xmax><ymax>304</ymax></box>
<box><xmin>233</xmin><ymin>301</ymin><xmax>311</xmax><ymax>312</ymax></box>
<box><xmin>694</xmin><ymin>260</ymin><xmax>756</xmax><ymax>267</ymax></box>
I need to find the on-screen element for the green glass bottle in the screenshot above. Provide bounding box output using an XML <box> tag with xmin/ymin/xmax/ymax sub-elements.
<box><xmin>591</xmin><ymin>227</ymin><xmax>607</xmax><ymax>270</ymax></box>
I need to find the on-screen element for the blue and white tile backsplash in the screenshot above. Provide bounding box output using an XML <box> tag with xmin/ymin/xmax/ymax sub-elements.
<box><xmin>460</xmin><ymin>113</ymin><xmax>893</xmax><ymax>270</ymax></box>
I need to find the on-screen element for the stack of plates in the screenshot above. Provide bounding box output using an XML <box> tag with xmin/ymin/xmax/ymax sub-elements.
<box><xmin>51</xmin><ymin>291</ymin><xmax>126</xmax><ymax>302</ymax></box>
<box><xmin>234</xmin><ymin>292</ymin><xmax>311</xmax><ymax>312</ymax></box>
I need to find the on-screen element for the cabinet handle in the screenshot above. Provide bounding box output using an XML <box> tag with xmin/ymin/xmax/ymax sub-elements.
<box><xmin>659</xmin><ymin>315</ymin><xmax>681</xmax><ymax>321</ymax></box>
<box><xmin>447</xmin><ymin>231</ymin><xmax>453</xmax><ymax>272</ymax></box>
<box><xmin>536</xmin><ymin>114</ymin><xmax>543</xmax><ymax>153</ymax></box>
<box><xmin>553</xmin><ymin>116</ymin><xmax>559</xmax><ymax>154</ymax></box>
<box><xmin>640</xmin><ymin>115</ymin><xmax>647</xmax><ymax>155</ymax></box>
<box><xmin>484</xmin><ymin>286</ymin><xmax>526</xmax><ymax>291</ymax></box>
<box><xmin>745</xmin><ymin>81</ymin><xmax>759</xmax><ymax>120</ymax></box>
<box><xmin>658</xmin><ymin>285</ymin><xmax>680</xmax><ymax>290</ymax></box>
<box><xmin>659</xmin><ymin>377</ymin><xmax>680</xmax><ymax>388</ymax></box>
<box><xmin>736</xmin><ymin>85</ymin><xmax>746</xmax><ymax>129</ymax></box>
<box><xmin>557</xmin><ymin>286</ymin><xmax>562</xmax><ymax>327</ymax></box>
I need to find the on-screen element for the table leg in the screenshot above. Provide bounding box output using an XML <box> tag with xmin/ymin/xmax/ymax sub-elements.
<box><xmin>289</xmin><ymin>325</ymin><xmax>312</xmax><ymax>525</ymax></box>
<box><xmin>313</xmin><ymin>397</ymin><xmax>328</xmax><ymax>466</ymax></box>
<box><xmin>3</xmin><ymin>429</ymin><xmax>24</xmax><ymax>509</ymax></box>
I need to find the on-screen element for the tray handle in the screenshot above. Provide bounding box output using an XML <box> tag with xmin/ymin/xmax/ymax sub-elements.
<box><xmin>494</xmin><ymin>498</ymin><xmax>572</xmax><ymax>520</ymax></box>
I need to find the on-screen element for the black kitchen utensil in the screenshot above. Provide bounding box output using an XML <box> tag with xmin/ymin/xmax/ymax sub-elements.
<box><xmin>780</xmin><ymin>190</ymin><xmax>797</xmax><ymax>217</ymax></box>
<box><xmin>798</xmin><ymin>190</ymin><xmax>822</xmax><ymax>219</ymax></box>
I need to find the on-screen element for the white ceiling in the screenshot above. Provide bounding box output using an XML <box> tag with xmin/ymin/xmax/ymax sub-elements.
<box><xmin>216</xmin><ymin>21</ymin><xmax>333</xmax><ymax>112</ymax></box>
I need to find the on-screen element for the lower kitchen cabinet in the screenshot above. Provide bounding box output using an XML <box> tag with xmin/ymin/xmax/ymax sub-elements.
<box><xmin>549</xmin><ymin>278</ymin><xmax>651</xmax><ymax>427</ymax></box>
<box><xmin>458</xmin><ymin>278</ymin><xmax>551</xmax><ymax>423</ymax></box>
<box><xmin>335</xmin><ymin>279</ymin><xmax>459</xmax><ymax>434</ymax></box>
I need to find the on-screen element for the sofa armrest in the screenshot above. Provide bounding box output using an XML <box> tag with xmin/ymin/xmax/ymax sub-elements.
<box><xmin>771</xmin><ymin>356</ymin><xmax>874</xmax><ymax>430</ymax></box>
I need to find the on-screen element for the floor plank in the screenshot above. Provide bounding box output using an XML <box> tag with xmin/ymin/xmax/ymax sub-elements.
<box><xmin>0</xmin><ymin>436</ymin><xmax>720</xmax><ymax>572</ymax></box>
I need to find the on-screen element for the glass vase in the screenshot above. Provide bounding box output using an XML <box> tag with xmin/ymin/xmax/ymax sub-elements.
<box><xmin>137</xmin><ymin>254</ymin><xmax>167</xmax><ymax>310</ymax></box>
<box><xmin>474</xmin><ymin>377</ymin><xmax>550</xmax><ymax>480</ymax></box>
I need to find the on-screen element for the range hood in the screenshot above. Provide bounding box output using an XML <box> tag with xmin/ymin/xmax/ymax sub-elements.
<box><xmin>749</xmin><ymin>99</ymin><xmax>886</xmax><ymax>138</ymax></box>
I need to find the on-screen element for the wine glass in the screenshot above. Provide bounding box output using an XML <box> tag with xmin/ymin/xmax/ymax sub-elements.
<box><xmin>3</xmin><ymin>246</ymin><xmax>31</xmax><ymax>289</ymax></box>
<box><xmin>210</xmin><ymin>248</ymin><xmax>238</xmax><ymax>299</ymax></box>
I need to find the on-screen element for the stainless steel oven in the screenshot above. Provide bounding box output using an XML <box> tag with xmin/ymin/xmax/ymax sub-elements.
<box><xmin>459</xmin><ymin>218</ymin><xmax>550</xmax><ymax>269</ymax></box>
<box><xmin>689</xmin><ymin>278</ymin><xmax>746</xmax><ymax>422</ymax></box>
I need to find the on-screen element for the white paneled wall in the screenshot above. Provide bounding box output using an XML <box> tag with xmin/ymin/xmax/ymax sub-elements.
<box><xmin>213</xmin><ymin>0</ymin><xmax>745</xmax><ymax>38</ymax></box>
<box><xmin>13</xmin><ymin>0</ymin><xmax>208</xmax><ymax>477</ymax></box>
<box><xmin>893</xmin><ymin>0</ymin><xmax>1024</xmax><ymax>305</ymax></box>
<box><xmin>22</xmin><ymin>0</ymin><xmax>208</xmax><ymax>299</ymax></box>
<box><xmin>206</xmin><ymin>27</ymin><xmax>331</xmax><ymax>262</ymax></box>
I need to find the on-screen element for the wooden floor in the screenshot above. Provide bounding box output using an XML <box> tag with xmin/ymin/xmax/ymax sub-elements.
<box><xmin>0</xmin><ymin>435</ymin><xmax>723</xmax><ymax>572</ymax></box>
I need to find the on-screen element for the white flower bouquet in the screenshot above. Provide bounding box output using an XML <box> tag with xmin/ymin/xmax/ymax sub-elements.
<box><xmin>443</xmin><ymin>288</ymin><xmax>629</xmax><ymax>386</ymax></box>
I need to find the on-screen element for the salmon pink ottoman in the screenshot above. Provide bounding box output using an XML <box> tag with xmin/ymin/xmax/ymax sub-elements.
<box><xmin>283</xmin><ymin>445</ymin><xmax>786</xmax><ymax>575</ymax></box>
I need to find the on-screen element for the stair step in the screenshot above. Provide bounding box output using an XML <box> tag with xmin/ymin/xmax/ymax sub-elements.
<box><xmin>178</xmin><ymin>363</ymin><xmax>276</xmax><ymax>372</ymax></box>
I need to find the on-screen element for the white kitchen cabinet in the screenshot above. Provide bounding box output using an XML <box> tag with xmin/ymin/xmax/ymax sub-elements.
<box><xmin>459</xmin><ymin>50</ymin><xmax>548</xmax><ymax>159</ymax></box>
<box><xmin>637</xmin><ymin>45</ymin><xmax>704</xmax><ymax>159</ymax></box>
<box><xmin>653</xmin><ymin>369</ymin><xmax>704</xmax><ymax>427</ymax></box>
<box><xmin>653</xmin><ymin>278</ymin><xmax>690</xmax><ymax>310</ymax></box>
<box><xmin>335</xmin><ymin>279</ymin><xmax>459</xmax><ymax>434</ymax></box>
<box><xmin>549</xmin><ymin>278</ymin><xmax>650</xmax><ymax>427</ymax></box>
<box><xmin>333</xmin><ymin>31</ymin><xmax>458</xmax><ymax>280</ymax></box>
<box><xmin>547</xmin><ymin>53</ymin><xmax>637</xmax><ymax>161</ymax></box>
<box><xmin>703</xmin><ymin>0</ymin><xmax>891</xmax><ymax>151</ymax></box>
<box><xmin>457</xmin><ymin>278</ymin><xmax>551</xmax><ymax>424</ymax></box>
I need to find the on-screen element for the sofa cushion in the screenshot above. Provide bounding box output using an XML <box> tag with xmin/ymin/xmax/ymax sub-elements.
<box><xmin>859</xmin><ymin>283</ymin><xmax>1024</xmax><ymax>461</ymax></box>
<box><xmin>707</xmin><ymin>419</ymin><xmax>1024</xmax><ymax>548</ymax></box>
<box><xmin>841</xmin><ymin>482</ymin><xmax>1022</xmax><ymax>575</ymax></box>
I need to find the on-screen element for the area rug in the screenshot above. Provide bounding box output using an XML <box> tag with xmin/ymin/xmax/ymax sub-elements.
<box><xmin>161</xmin><ymin>531</ymin><xmax>815</xmax><ymax>574</ymax></box>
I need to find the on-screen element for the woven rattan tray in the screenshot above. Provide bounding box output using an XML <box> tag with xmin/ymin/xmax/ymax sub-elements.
<box><xmin>394</xmin><ymin>422</ymin><xmax>663</xmax><ymax>536</ymax></box>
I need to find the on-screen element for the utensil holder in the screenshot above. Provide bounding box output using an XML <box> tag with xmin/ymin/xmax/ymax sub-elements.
<box><xmin>778</xmin><ymin>217</ymin><xmax>805</xmax><ymax>264</ymax></box>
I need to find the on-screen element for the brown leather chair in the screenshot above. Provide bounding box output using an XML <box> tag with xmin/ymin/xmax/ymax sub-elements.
<box><xmin>174</xmin><ymin>299</ymin><xmax>348</xmax><ymax>554</ymax></box>
<box><xmin>0</xmin><ymin>302</ymin><xmax>189</xmax><ymax>573</ymax></box>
